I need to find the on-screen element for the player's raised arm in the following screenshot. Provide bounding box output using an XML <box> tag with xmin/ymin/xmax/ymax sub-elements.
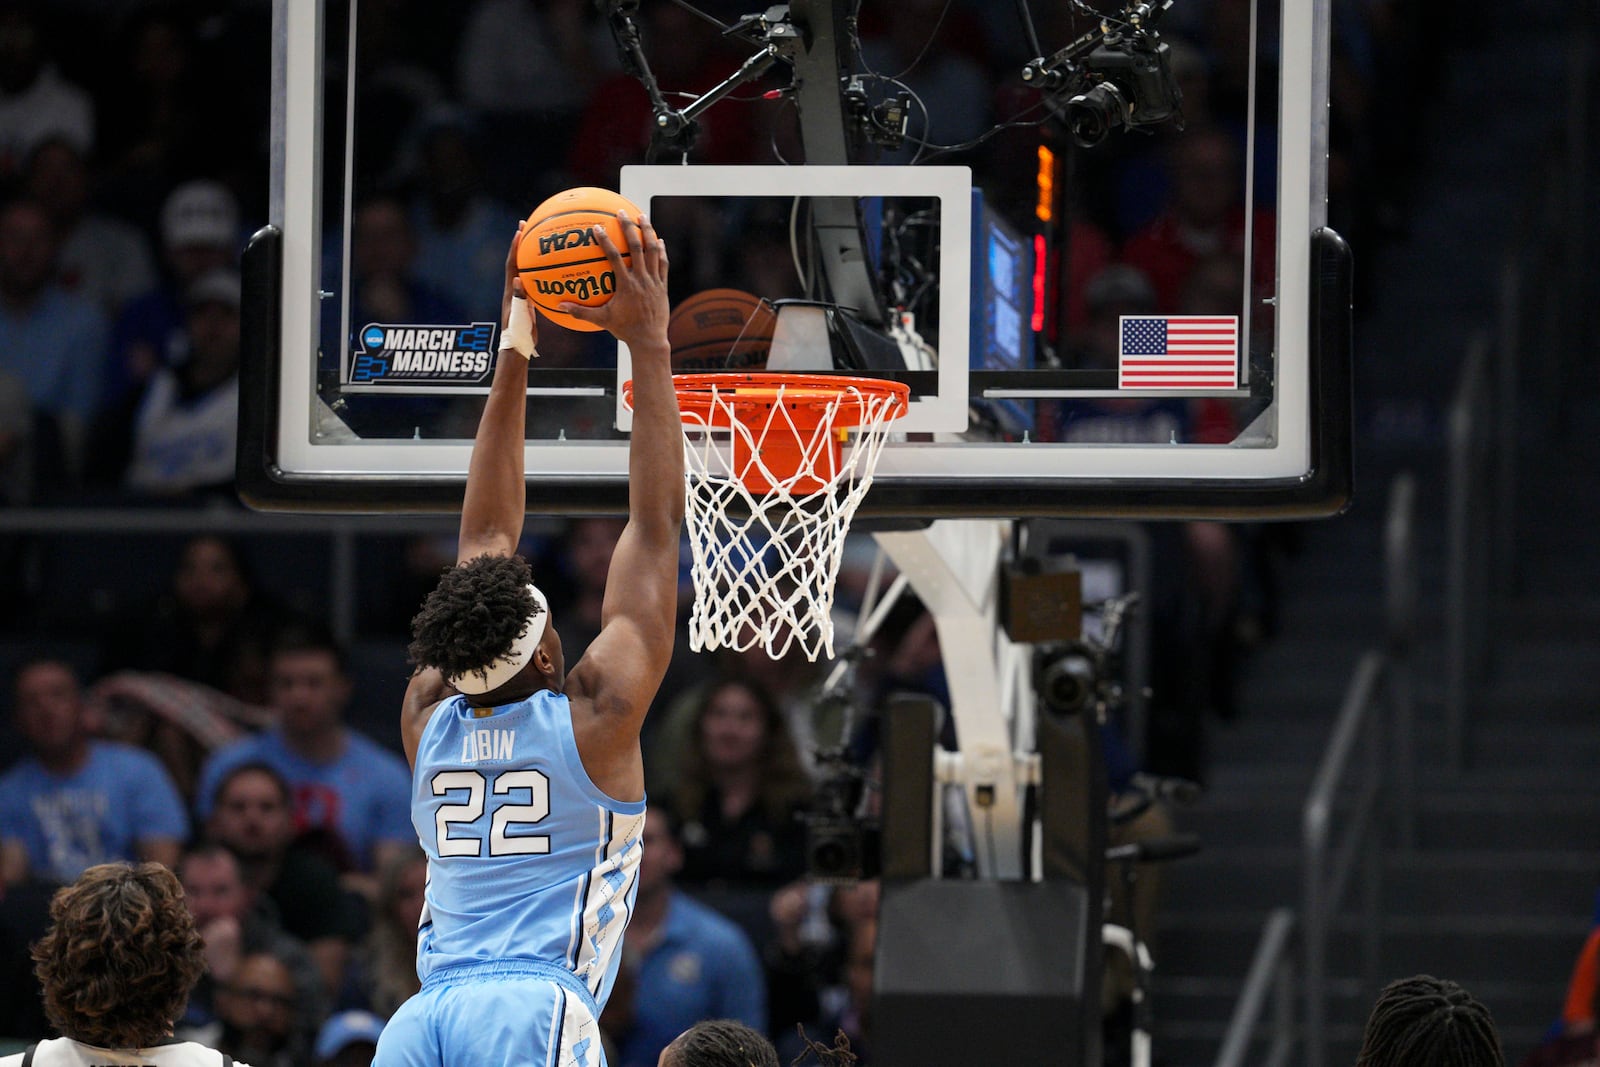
<box><xmin>562</xmin><ymin>212</ymin><xmax>682</xmax><ymax>729</ymax></box>
<box><xmin>456</xmin><ymin>223</ymin><xmax>536</xmax><ymax>564</ymax></box>
<box><xmin>401</xmin><ymin>225</ymin><xmax>537</xmax><ymax>761</ymax></box>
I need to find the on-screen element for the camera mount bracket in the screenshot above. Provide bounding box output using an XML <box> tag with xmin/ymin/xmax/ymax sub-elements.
<box><xmin>602</xmin><ymin>2</ymin><xmax>800</xmax><ymax>161</ymax></box>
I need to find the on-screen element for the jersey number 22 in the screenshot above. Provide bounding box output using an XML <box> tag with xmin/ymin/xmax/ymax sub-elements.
<box><xmin>432</xmin><ymin>769</ymin><xmax>551</xmax><ymax>856</ymax></box>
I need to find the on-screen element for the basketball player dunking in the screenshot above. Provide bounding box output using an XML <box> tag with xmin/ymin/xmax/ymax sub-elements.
<box><xmin>373</xmin><ymin>211</ymin><xmax>680</xmax><ymax>1067</ymax></box>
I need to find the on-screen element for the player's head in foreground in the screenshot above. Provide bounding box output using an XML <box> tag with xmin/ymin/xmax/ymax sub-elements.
<box><xmin>409</xmin><ymin>552</ymin><xmax>563</xmax><ymax>703</ymax></box>
<box><xmin>658</xmin><ymin>1019</ymin><xmax>780</xmax><ymax>1067</ymax></box>
<box><xmin>32</xmin><ymin>861</ymin><xmax>208</xmax><ymax>1050</ymax></box>
<box><xmin>1355</xmin><ymin>974</ymin><xmax>1503</xmax><ymax>1067</ymax></box>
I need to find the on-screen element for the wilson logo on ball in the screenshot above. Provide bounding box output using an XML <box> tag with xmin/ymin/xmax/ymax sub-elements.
<box><xmin>531</xmin><ymin>273</ymin><xmax>616</xmax><ymax>301</ymax></box>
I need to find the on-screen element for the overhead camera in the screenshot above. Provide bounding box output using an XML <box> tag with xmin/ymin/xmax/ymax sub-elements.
<box><xmin>803</xmin><ymin>746</ymin><xmax>880</xmax><ymax>883</ymax></box>
<box><xmin>1021</xmin><ymin>0</ymin><xmax>1184</xmax><ymax>148</ymax></box>
<box><xmin>1065</xmin><ymin>38</ymin><xmax>1181</xmax><ymax>148</ymax></box>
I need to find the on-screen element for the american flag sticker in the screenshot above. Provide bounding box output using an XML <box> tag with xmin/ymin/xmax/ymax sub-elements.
<box><xmin>1118</xmin><ymin>315</ymin><xmax>1240</xmax><ymax>389</ymax></box>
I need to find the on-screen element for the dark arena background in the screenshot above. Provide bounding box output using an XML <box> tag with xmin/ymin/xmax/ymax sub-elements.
<box><xmin>0</xmin><ymin>1</ymin><xmax>1597</xmax><ymax>1065</ymax></box>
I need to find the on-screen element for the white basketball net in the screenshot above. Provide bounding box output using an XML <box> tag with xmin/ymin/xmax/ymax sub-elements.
<box><xmin>679</xmin><ymin>379</ymin><xmax>904</xmax><ymax>662</ymax></box>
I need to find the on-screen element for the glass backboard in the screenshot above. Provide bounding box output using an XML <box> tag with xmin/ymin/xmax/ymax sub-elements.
<box><xmin>240</xmin><ymin>0</ymin><xmax>1350</xmax><ymax>518</ymax></box>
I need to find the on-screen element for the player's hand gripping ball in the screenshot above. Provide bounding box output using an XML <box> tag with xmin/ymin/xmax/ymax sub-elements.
<box><xmin>517</xmin><ymin>186</ymin><xmax>644</xmax><ymax>332</ymax></box>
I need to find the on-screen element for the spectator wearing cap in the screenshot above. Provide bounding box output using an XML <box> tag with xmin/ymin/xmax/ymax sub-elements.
<box><xmin>0</xmin><ymin>6</ymin><xmax>94</xmax><ymax>180</ymax></box>
<box><xmin>314</xmin><ymin>1010</ymin><xmax>384</xmax><ymax>1067</ymax></box>
<box><xmin>109</xmin><ymin>179</ymin><xmax>240</xmax><ymax>402</ymax></box>
<box><xmin>24</xmin><ymin>136</ymin><xmax>157</xmax><ymax>319</ymax></box>
<box><xmin>109</xmin><ymin>267</ymin><xmax>242</xmax><ymax>496</ymax></box>
<box><xmin>0</xmin><ymin>197</ymin><xmax>109</xmax><ymax>487</ymax></box>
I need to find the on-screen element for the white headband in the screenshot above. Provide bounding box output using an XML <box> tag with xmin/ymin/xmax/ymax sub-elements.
<box><xmin>448</xmin><ymin>584</ymin><xmax>550</xmax><ymax>696</ymax></box>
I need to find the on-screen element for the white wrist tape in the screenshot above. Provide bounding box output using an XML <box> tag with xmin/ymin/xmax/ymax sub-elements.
<box><xmin>499</xmin><ymin>296</ymin><xmax>536</xmax><ymax>359</ymax></box>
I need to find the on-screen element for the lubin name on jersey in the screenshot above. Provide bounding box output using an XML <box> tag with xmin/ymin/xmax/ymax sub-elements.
<box><xmin>460</xmin><ymin>728</ymin><xmax>517</xmax><ymax>763</ymax></box>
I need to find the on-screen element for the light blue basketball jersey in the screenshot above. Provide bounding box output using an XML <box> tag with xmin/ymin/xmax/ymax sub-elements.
<box><xmin>410</xmin><ymin>690</ymin><xmax>645</xmax><ymax>1009</ymax></box>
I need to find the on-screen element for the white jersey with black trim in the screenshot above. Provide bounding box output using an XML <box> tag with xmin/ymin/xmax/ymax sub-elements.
<box><xmin>0</xmin><ymin>1037</ymin><xmax>251</xmax><ymax>1067</ymax></box>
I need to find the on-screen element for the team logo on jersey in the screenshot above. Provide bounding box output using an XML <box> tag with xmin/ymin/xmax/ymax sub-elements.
<box><xmin>349</xmin><ymin>321</ymin><xmax>497</xmax><ymax>386</ymax></box>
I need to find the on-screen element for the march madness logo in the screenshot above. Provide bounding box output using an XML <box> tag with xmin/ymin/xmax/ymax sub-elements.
<box><xmin>349</xmin><ymin>321</ymin><xmax>497</xmax><ymax>387</ymax></box>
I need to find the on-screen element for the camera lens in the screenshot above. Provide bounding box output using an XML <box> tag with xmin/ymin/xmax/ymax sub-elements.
<box><xmin>1039</xmin><ymin>647</ymin><xmax>1096</xmax><ymax>715</ymax></box>
<box><xmin>1066</xmin><ymin>82</ymin><xmax>1127</xmax><ymax>148</ymax></box>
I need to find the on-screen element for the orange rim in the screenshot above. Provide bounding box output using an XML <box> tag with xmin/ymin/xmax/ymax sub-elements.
<box><xmin>624</xmin><ymin>373</ymin><xmax>911</xmax><ymax>428</ymax></box>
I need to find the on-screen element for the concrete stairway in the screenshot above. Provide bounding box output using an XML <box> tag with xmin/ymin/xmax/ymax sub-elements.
<box><xmin>1147</xmin><ymin>438</ymin><xmax>1600</xmax><ymax>1067</ymax></box>
<box><xmin>1136</xmin><ymin>0</ymin><xmax>1596</xmax><ymax>1058</ymax></box>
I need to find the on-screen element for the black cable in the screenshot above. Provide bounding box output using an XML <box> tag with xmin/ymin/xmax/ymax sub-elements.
<box><xmin>663</xmin><ymin>0</ymin><xmax>732</xmax><ymax>33</ymax></box>
<box><xmin>768</xmin><ymin>93</ymin><xmax>797</xmax><ymax>164</ymax></box>
<box><xmin>847</xmin><ymin>0</ymin><xmax>874</xmax><ymax>76</ymax></box>
<box><xmin>901</xmin><ymin>79</ymin><xmax>932</xmax><ymax>164</ymax></box>
<box><xmin>886</xmin><ymin>0</ymin><xmax>957</xmax><ymax>80</ymax></box>
<box><xmin>1014</xmin><ymin>0</ymin><xmax>1044</xmax><ymax>58</ymax></box>
<box><xmin>900</xmin><ymin>97</ymin><xmax>1058</xmax><ymax>162</ymax></box>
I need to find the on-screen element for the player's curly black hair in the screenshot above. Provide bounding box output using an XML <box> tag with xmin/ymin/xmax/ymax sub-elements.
<box><xmin>32</xmin><ymin>863</ymin><xmax>207</xmax><ymax>1050</ymax></box>
<box><xmin>663</xmin><ymin>1020</ymin><xmax>780</xmax><ymax>1067</ymax></box>
<box><xmin>1355</xmin><ymin>975</ymin><xmax>1503</xmax><ymax>1067</ymax></box>
<box><xmin>408</xmin><ymin>553</ymin><xmax>542</xmax><ymax>681</ymax></box>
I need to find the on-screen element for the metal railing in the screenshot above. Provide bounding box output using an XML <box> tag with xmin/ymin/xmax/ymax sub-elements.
<box><xmin>1301</xmin><ymin>649</ymin><xmax>1388</xmax><ymax>1067</ymax></box>
<box><xmin>1383</xmin><ymin>473</ymin><xmax>1418</xmax><ymax>850</ymax></box>
<box><xmin>1444</xmin><ymin>333</ymin><xmax>1495</xmax><ymax>774</ymax></box>
<box><xmin>1441</xmin><ymin>3</ymin><xmax>1593</xmax><ymax>773</ymax></box>
<box><xmin>1216</xmin><ymin>470</ymin><xmax>1415</xmax><ymax>1067</ymax></box>
<box><xmin>1213</xmin><ymin>909</ymin><xmax>1297</xmax><ymax>1067</ymax></box>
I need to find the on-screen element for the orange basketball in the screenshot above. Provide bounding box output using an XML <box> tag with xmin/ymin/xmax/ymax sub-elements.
<box><xmin>668</xmin><ymin>289</ymin><xmax>777</xmax><ymax>372</ymax></box>
<box><xmin>517</xmin><ymin>187</ymin><xmax>642</xmax><ymax>332</ymax></box>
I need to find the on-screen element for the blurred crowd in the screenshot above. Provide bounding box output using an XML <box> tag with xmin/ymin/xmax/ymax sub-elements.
<box><xmin>0</xmin><ymin>0</ymin><xmax>1445</xmax><ymax>1064</ymax></box>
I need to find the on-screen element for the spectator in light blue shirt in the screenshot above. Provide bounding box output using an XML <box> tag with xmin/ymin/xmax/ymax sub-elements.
<box><xmin>610</xmin><ymin>808</ymin><xmax>767</xmax><ymax>1067</ymax></box>
<box><xmin>0</xmin><ymin>658</ymin><xmax>188</xmax><ymax>886</ymax></box>
<box><xmin>195</xmin><ymin>625</ymin><xmax>413</xmax><ymax>884</ymax></box>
